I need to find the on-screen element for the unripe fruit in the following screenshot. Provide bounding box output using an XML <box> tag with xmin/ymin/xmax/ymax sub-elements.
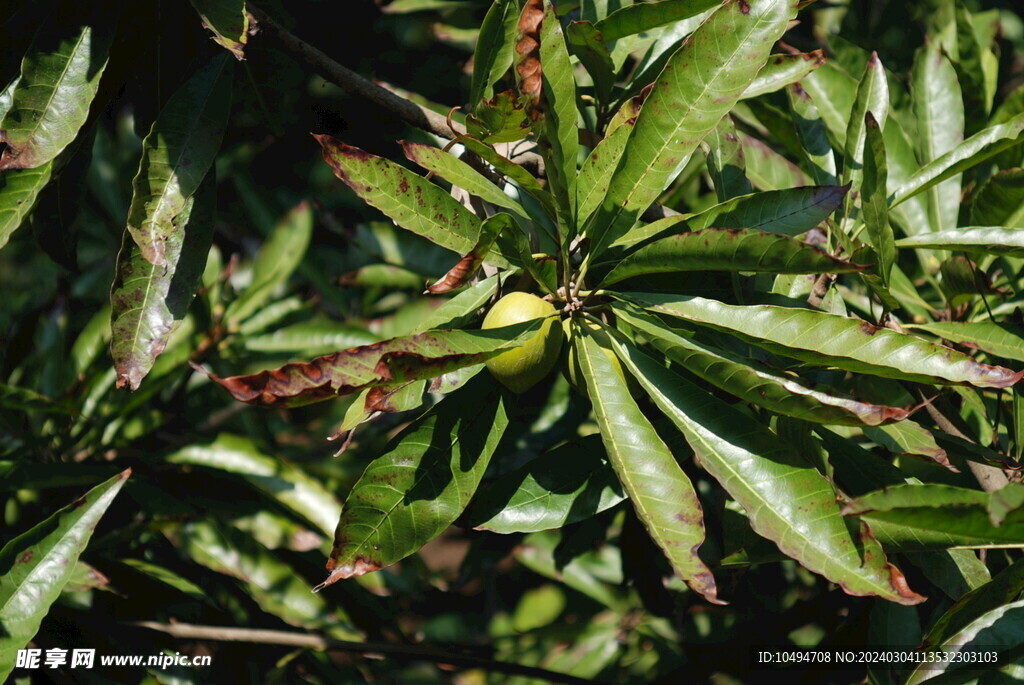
<box><xmin>482</xmin><ymin>292</ymin><xmax>562</xmax><ymax>393</ymax></box>
<box><xmin>563</xmin><ymin>319</ymin><xmax>639</xmax><ymax>396</ymax></box>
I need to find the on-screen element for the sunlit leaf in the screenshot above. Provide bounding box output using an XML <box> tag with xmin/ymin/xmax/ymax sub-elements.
<box><xmin>585</xmin><ymin>0</ymin><xmax>799</xmax><ymax>258</ymax></box>
<box><xmin>895</xmin><ymin>226</ymin><xmax>1024</xmax><ymax>257</ymax></box>
<box><xmin>621</xmin><ymin>292</ymin><xmax>1024</xmax><ymax>388</ymax></box>
<box><xmin>0</xmin><ymin>11</ymin><xmax>114</xmax><ymax>170</ymax></box>
<box><xmin>893</xmin><ymin>113</ymin><xmax>1024</xmax><ymax>209</ymax></box>
<box><xmin>202</xmin><ymin>318</ymin><xmax>547</xmax><ymax>407</ymax></box>
<box><xmin>166</xmin><ymin>434</ymin><xmax>341</xmax><ymax>536</ymax></box>
<box><xmin>466</xmin><ymin>435</ymin><xmax>625</xmax><ymax>533</ymax></box>
<box><xmin>111</xmin><ymin>180</ymin><xmax>214</xmax><ymax>391</ymax></box>
<box><xmin>599</xmin><ymin>228</ymin><xmax>861</xmax><ymax>287</ymax></box>
<box><xmin>317</xmin><ymin>375</ymin><xmax>507</xmax><ymax>588</ymax></box>
<box><xmin>607</xmin><ymin>335</ymin><xmax>925</xmax><ymax>604</ymax></box>
<box><xmin>126</xmin><ymin>55</ymin><xmax>232</xmax><ymax>266</ymax></box>
<box><xmin>613</xmin><ymin>305</ymin><xmax>909</xmax><ymax>426</ymax></box>
<box><xmin>189</xmin><ymin>0</ymin><xmax>250</xmax><ymax>60</ymax></box>
<box><xmin>469</xmin><ymin>0</ymin><xmax>519</xmax><ymax>105</ymax></box>
<box><xmin>577</xmin><ymin>321</ymin><xmax>721</xmax><ymax>604</ymax></box>
<box><xmin>742</xmin><ymin>51</ymin><xmax>826</xmax><ymax>101</ymax></box>
<box><xmin>593</xmin><ymin>0</ymin><xmax>721</xmax><ymax>43</ymax></box>
<box><xmin>0</xmin><ymin>470</ymin><xmax>130</xmax><ymax>681</ymax></box>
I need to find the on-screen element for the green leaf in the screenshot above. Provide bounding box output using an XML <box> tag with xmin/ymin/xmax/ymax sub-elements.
<box><xmin>242</xmin><ymin>322</ymin><xmax>379</xmax><ymax>356</ymax></box>
<box><xmin>912</xmin><ymin>39</ymin><xmax>964</xmax><ymax>233</ymax></box>
<box><xmin>907</xmin><ymin>321</ymin><xmax>1024</xmax><ymax>364</ymax></box>
<box><xmin>893</xmin><ymin>114</ymin><xmax>1024</xmax><ymax>209</ymax></box>
<box><xmin>861</xmin><ymin>112</ymin><xmax>895</xmax><ymax>288</ymax></box>
<box><xmin>787</xmin><ymin>83</ymin><xmax>838</xmax><ymax>185</ymax></box>
<box><xmin>842</xmin><ymin>484</ymin><xmax>1024</xmax><ymax>549</ymax></box>
<box><xmin>0</xmin><ymin>160</ymin><xmax>54</xmax><ymax>251</ymax></box>
<box><xmin>703</xmin><ymin>115</ymin><xmax>752</xmax><ymax>202</ymax></box>
<box><xmin>317</xmin><ymin>375</ymin><xmax>508</xmax><ymax>588</ymax></box>
<box><xmin>316</xmin><ymin>134</ymin><xmax>496</xmax><ymax>262</ymax></box>
<box><xmin>593</xmin><ymin>0</ymin><xmax>721</xmax><ymax>43</ymax></box>
<box><xmin>612</xmin><ymin>305</ymin><xmax>910</xmax><ymax>426</ymax></box>
<box><xmin>576</xmin><ymin>118</ymin><xmax>634</xmax><ymax>230</ymax></box>
<box><xmin>0</xmin><ymin>12</ymin><xmax>114</xmax><ymax>170</ymax></box>
<box><xmin>189</xmin><ymin>0</ymin><xmax>249</xmax><ymax>60</ymax></box>
<box><xmin>564</xmin><ymin>21</ymin><xmax>615</xmax><ymax>104</ymax></box>
<box><xmin>842</xmin><ymin>52</ymin><xmax>889</xmax><ymax>194</ymax></box>
<box><xmin>178</xmin><ymin>522</ymin><xmax>359</xmax><ymax>638</ymax></box>
<box><xmin>400</xmin><ymin>140</ymin><xmax>528</xmax><ymax>220</ymax></box>
<box><xmin>126</xmin><ymin>55</ymin><xmax>232</xmax><ymax>266</ymax></box>
<box><xmin>470</xmin><ymin>0</ymin><xmax>519</xmax><ymax>105</ymax></box>
<box><xmin>895</xmin><ymin>226</ymin><xmax>1024</xmax><ymax>257</ymax></box>
<box><xmin>413</xmin><ymin>272</ymin><xmax>507</xmax><ymax>332</ymax></box>
<box><xmin>865</xmin><ymin>421</ymin><xmax>949</xmax><ymax>465</ymax></box>
<box><xmin>224</xmin><ymin>202</ymin><xmax>314</xmax><ymax>325</ymax></box>
<box><xmin>742</xmin><ymin>51</ymin><xmax>826</xmax><ymax>101</ymax></box>
<box><xmin>426</xmin><ymin>210</ymin><xmax>505</xmax><ymax>293</ymax></box>
<box><xmin>599</xmin><ymin>228</ymin><xmax>861</xmax><ymax>287</ymax></box>
<box><xmin>515</xmin><ymin>529</ymin><xmax>627</xmax><ymax>610</ymax></box>
<box><xmin>536</xmin><ymin>0</ymin><xmax>578</xmax><ymax>233</ymax></box>
<box><xmin>608</xmin><ymin>185</ymin><xmax>849</xmax><ymax>256</ymax></box>
<box><xmin>203</xmin><ymin>317</ymin><xmax>548</xmax><ymax>407</ymax></box>
<box><xmin>606</xmin><ymin>335</ymin><xmax>925</xmax><ymax>604</ymax></box>
<box><xmin>907</xmin><ymin>599</ymin><xmax>1024</xmax><ymax>685</ymax></box>
<box><xmin>923</xmin><ymin>557</ymin><xmax>1024</xmax><ymax>647</ymax></box>
<box><xmin>952</xmin><ymin>0</ymin><xmax>988</xmax><ymax>136</ymax></box>
<box><xmin>466</xmin><ymin>90</ymin><xmax>531</xmax><ymax>144</ymax></box>
<box><xmin>621</xmin><ymin>292</ymin><xmax>1024</xmax><ymax>388</ymax></box>
<box><xmin>466</xmin><ymin>435</ymin><xmax>626</xmax><ymax>533</ymax></box>
<box><xmin>801</xmin><ymin>61</ymin><xmax>857</xmax><ymax>149</ymax></box>
<box><xmin>971</xmin><ymin>168</ymin><xmax>1024</xmax><ymax>227</ymax></box>
<box><xmin>0</xmin><ymin>469</ymin><xmax>130</xmax><ymax>680</ymax></box>
<box><xmin>0</xmin><ymin>383</ymin><xmax>73</xmax><ymax>414</ymax></box>
<box><xmin>576</xmin><ymin>322</ymin><xmax>721</xmax><ymax>604</ymax></box>
<box><xmin>110</xmin><ymin>179</ymin><xmax>214</xmax><ymax>391</ymax></box>
<box><xmin>166</xmin><ymin>434</ymin><xmax>342</xmax><ymax>536</ymax></box>
<box><xmin>584</xmin><ymin>0</ymin><xmax>798</xmax><ymax>259</ymax></box>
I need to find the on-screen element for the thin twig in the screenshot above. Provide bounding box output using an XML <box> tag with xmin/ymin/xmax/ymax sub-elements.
<box><xmin>915</xmin><ymin>390</ymin><xmax>1010</xmax><ymax>492</ymax></box>
<box><xmin>131</xmin><ymin>622</ymin><xmax>604</xmax><ymax>685</ymax></box>
<box><xmin>248</xmin><ymin>5</ymin><xmax>545</xmax><ymax>176</ymax></box>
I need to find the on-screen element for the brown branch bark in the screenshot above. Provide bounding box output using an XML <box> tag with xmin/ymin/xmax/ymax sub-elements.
<box><xmin>131</xmin><ymin>621</ymin><xmax>603</xmax><ymax>685</ymax></box>
<box><xmin>916</xmin><ymin>390</ymin><xmax>1010</xmax><ymax>492</ymax></box>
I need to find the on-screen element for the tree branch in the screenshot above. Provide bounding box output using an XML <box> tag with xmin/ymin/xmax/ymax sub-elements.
<box><xmin>248</xmin><ymin>5</ymin><xmax>544</xmax><ymax>175</ymax></box>
<box><xmin>131</xmin><ymin>621</ymin><xmax>604</xmax><ymax>685</ymax></box>
<box><xmin>916</xmin><ymin>390</ymin><xmax>1010</xmax><ymax>492</ymax></box>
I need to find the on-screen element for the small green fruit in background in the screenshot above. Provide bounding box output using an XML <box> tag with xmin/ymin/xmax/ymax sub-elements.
<box><xmin>482</xmin><ymin>292</ymin><xmax>562</xmax><ymax>393</ymax></box>
<box><xmin>563</xmin><ymin>318</ymin><xmax>639</xmax><ymax>396</ymax></box>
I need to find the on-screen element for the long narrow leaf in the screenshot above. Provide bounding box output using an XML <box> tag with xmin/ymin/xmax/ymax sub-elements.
<box><xmin>585</xmin><ymin>0</ymin><xmax>798</xmax><ymax>258</ymax></box>
<box><xmin>126</xmin><ymin>55</ymin><xmax>232</xmax><ymax>266</ymax></box>
<box><xmin>613</xmin><ymin>305</ymin><xmax>909</xmax><ymax>426</ymax></box>
<box><xmin>202</xmin><ymin>319</ymin><xmax>547</xmax><ymax>407</ymax></box>
<box><xmin>576</xmin><ymin>322</ymin><xmax>721</xmax><ymax>604</ymax></box>
<box><xmin>621</xmin><ymin>292</ymin><xmax>1024</xmax><ymax>388</ymax></box>
<box><xmin>317</xmin><ymin>376</ymin><xmax>508</xmax><ymax>588</ymax></box>
<box><xmin>607</xmin><ymin>335</ymin><xmax>925</xmax><ymax>604</ymax></box>
<box><xmin>0</xmin><ymin>470</ymin><xmax>130</xmax><ymax>680</ymax></box>
<box><xmin>0</xmin><ymin>13</ymin><xmax>114</xmax><ymax>170</ymax></box>
<box><xmin>599</xmin><ymin>228</ymin><xmax>861</xmax><ymax>287</ymax></box>
<box><xmin>893</xmin><ymin>113</ymin><xmax>1024</xmax><ymax>208</ymax></box>
<box><xmin>895</xmin><ymin>226</ymin><xmax>1024</xmax><ymax>257</ymax></box>
<box><xmin>111</xmin><ymin>180</ymin><xmax>214</xmax><ymax>391</ymax></box>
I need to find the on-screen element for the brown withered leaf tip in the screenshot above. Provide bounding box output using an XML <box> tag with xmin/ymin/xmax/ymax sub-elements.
<box><xmin>0</xmin><ymin>130</ymin><xmax>39</xmax><ymax>171</ymax></box>
<box><xmin>515</xmin><ymin>0</ymin><xmax>545</xmax><ymax>120</ymax></box>
<box><xmin>313</xmin><ymin>555</ymin><xmax>383</xmax><ymax>592</ymax></box>
<box><xmin>425</xmin><ymin>251</ymin><xmax>486</xmax><ymax>294</ymax></box>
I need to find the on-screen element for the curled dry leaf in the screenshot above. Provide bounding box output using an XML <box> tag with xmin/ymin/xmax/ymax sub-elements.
<box><xmin>515</xmin><ymin>0</ymin><xmax>545</xmax><ymax>120</ymax></box>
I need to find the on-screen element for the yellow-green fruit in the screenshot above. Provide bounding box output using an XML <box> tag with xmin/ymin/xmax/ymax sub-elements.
<box><xmin>563</xmin><ymin>319</ymin><xmax>638</xmax><ymax>395</ymax></box>
<box><xmin>482</xmin><ymin>292</ymin><xmax>562</xmax><ymax>393</ymax></box>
